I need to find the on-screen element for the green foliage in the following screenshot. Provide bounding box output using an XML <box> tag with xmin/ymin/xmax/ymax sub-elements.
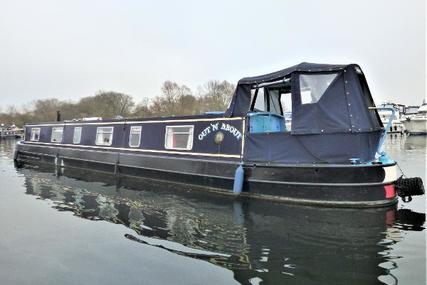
<box><xmin>0</xmin><ymin>80</ymin><xmax>235</xmax><ymax>127</ymax></box>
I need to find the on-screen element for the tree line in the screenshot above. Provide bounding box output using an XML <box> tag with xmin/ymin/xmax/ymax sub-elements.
<box><xmin>0</xmin><ymin>80</ymin><xmax>235</xmax><ymax>127</ymax></box>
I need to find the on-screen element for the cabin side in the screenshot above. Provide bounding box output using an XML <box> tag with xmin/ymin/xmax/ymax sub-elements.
<box><xmin>23</xmin><ymin>116</ymin><xmax>245</xmax><ymax>160</ymax></box>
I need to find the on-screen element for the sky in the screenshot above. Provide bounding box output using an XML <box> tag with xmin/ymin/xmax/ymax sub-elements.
<box><xmin>0</xmin><ymin>0</ymin><xmax>425</xmax><ymax>109</ymax></box>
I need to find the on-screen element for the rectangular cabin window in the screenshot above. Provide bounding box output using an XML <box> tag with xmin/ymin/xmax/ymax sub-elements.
<box><xmin>129</xmin><ymin>126</ymin><xmax>142</xmax><ymax>148</ymax></box>
<box><xmin>30</xmin><ymin>128</ymin><xmax>40</xmax><ymax>141</ymax></box>
<box><xmin>73</xmin><ymin>127</ymin><xmax>82</xmax><ymax>144</ymax></box>
<box><xmin>95</xmin><ymin>127</ymin><xmax>114</xmax><ymax>146</ymax></box>
<box><xmin>165</xmin><ymin>125</ymin><xmax>194</xmax><ymax>150</ymax></box>
<box><xmin>51</xmin><ymin>127</ymin><xmax>64</xmax><ymax>143</ymax></box>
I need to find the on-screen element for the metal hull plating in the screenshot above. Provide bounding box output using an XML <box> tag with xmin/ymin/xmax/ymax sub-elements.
<box><xmin>15</xmin><ymin>141</ymin><xmax>398</xmax><ymax>207</ymax></box>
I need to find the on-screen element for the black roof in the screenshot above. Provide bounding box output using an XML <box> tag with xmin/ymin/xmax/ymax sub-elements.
<box><xmin>238</xmin><ymin>62</ymin><xmax>356</xmax><ymax>85</ymax></box>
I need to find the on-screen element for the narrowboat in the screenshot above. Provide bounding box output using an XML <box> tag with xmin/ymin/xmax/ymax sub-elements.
<box><xmin>14</xmin><ymin>63</ymin><xmax>424</xmax><ymax>207</ymax></box>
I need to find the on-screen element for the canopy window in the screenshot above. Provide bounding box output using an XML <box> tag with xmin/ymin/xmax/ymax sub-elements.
<box><xmin>251</xmin><ymin>88</ymin><xmax>266</xmax><ymax>112</ymax></box>
<box><xmin>248</xmin><ymin>81</ymin><xmax>292</xmax><ymax>133</ymax></box>
<box><xmin>291</xmin><ymin>71</ymin><xmax>350</xmax><ymax>134</ymax></box>
<box><xmin>299</xmin><ymin>73</ymin><xmax>339</xmax><ymax>104</ymax></box>
<box><xmin>249</xmin><ymin>80</ymin><xmax>292</xmax><ymax>116</ymax></box>
<box><xmin>268</xmin><ymin>90</ymin><xmax>282</xmax><ymax>115</ymax></box>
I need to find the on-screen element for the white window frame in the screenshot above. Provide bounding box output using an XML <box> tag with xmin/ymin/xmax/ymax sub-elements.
<box><xmin>30</xmin><ymin>128</ymin><xmax>41</xmax><ymax>141</ymax></box>
<box><xmin>73</xmin><ymin>127</ymin><xmax>82</xmax><ymax>144</ymax></box>
<box><xmin>164</xmin><ymin>125</ymin><xmax>194</xmax><ymax>151</ymax></box>
<box><xmin>128</xmin><ymin>126</ymin><xmax>142</xmax><ymax>148</ymax></box>
<box><xmin>95</xmin><ymin>126</ymin><xmax>114</xmax><ymax>146</ymax></box>
<box><xmin>51</xmin><ymin>127</ymin><xmax>64</xmax><ymax>143</ymax></box>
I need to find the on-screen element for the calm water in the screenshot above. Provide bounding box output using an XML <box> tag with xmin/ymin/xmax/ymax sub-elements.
<box><xmin>0</xmin><ymin>136</ymin><xmax>425</xmax><ymax>285</ymax></box>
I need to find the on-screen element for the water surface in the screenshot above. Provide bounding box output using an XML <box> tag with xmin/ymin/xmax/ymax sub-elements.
<box><xmin>0</xmin><ymin>136</ymin><xmax>425</xmax><ymax>285</ymax></box>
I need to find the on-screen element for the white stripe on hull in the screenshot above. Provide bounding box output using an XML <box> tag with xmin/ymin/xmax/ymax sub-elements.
<box><xmin>383</xmin><ymin>165</ymin><xmax>397</xmax><ymax>184</ymax></box>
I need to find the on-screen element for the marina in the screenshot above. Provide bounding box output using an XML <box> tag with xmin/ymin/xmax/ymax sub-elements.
<box><xmin>376</xmin><ymin>102</ymin><xmax>427</xmax><ymax>135</ymax></box>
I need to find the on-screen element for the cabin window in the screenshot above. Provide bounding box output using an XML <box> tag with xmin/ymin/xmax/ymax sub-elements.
<box><xmin>30</xmin><ymin>128</ymin><xmax>40</xmax><ymax>141</ymax></box>
<box><xmin>299</xmin><ymin>73</ymin><xmax>338</xmax><ymax>104</ymax></box>
<box><xmin>73</xmin><ymin>127</ymin><xmax>82</xmax><ymax>144</ymax></box>
<box><xmin>95</xmin><ymin>127</ymin><xmax>114</xmax><ymax>146</ymax></box>
<box><xmin>51</xmin><ymin>127</ymin><xmax>63</xmax><ymax>143</ymax></box>
<box><xmin>165</xmin><ymin>125</ymin><xmax>194</xmax><ymax>150</ymax></box>
<box><xmin>129</xmin><ymin>126</ymin><xmax>142</xmax><ymax>148</ymax></box>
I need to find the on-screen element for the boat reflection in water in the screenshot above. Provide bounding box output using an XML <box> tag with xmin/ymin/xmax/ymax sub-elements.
<box><xmin>19</xmin><ymin>163</ymin><xmax>424</xmax><ymax>285</ymax></box>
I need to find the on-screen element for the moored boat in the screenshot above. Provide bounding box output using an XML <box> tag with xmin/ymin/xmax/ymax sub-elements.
<box><xmin>403</xmin><ymin>103</ymin><xmax>427</xmax><ymax>135</ymax></box>
<box><xmin>14</xmin><ymin>63</ymin><xmax>425</xmax><ymax>207</ymax></box>
<box><xmin>0</xmin><ymin>124</ymin><xmax>24</xmax><ymax>139</ymax></box>
<box><xmin>377</xmin><ymin>103</ymin><xmax>405</xmax><ymax>134</ymax></box>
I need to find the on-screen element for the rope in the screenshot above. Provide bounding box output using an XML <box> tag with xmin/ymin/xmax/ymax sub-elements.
<box><xmin>396</xmin><ymin>163</ymin><xmax>406</xmax><ymax>178</ymax></box>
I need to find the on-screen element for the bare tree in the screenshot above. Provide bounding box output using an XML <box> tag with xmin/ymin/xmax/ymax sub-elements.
<box><xmin>77</xmin><ymin>91</ymin><xmax>135</xmax><ymax>118</ymax></box>
<box><xmin>0</xmin><ymin>79</ymin><xmax>237</xmax><ymax>126</ymax></box>
<box><xmin>198</xmin><ymin>80</ymin><xmax>235</xmax><ymax>112</ymax></box>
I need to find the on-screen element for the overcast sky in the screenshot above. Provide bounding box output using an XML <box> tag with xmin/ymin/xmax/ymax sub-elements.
<box><xmin>0</xmin><ymin>0</ymin><xmax>425</xmax><ymax>109</ymax></box>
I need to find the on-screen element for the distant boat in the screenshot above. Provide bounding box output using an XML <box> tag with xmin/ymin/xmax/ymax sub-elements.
<box><xmin>0</xmin><ymin>124</ymin><xmax>24</xmax><ymax>139</ymax></box>
<box><xmin>403</xmin><ymin>105</ymin><xmax>420</xmax><ymax>117</ymax></box>
<box><xmin>377</xmin><ymin>103</ymin><xmax>405</xmax><ymax>134</ymax></box>
<box><xmin>403</xmin><ymin>103</ymin><xmax>427</xmax><ymax>135</ymax></box>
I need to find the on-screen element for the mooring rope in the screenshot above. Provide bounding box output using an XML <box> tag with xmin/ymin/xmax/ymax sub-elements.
<box><xmin>396</xmin><ymin>162</ymin><xmax>407</xmax><ymax>178</ymax></box>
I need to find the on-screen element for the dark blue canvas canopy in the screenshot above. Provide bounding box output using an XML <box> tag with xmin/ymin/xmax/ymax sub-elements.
<box><xmin>226</xmin><ymin>62</ymin><xmax>381</xmax><ymax>134</ymax></box>
<box><xmin>226</xmin><ymin>62</ymin><xmax>384</xmax><ymax>163</ymax></box>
